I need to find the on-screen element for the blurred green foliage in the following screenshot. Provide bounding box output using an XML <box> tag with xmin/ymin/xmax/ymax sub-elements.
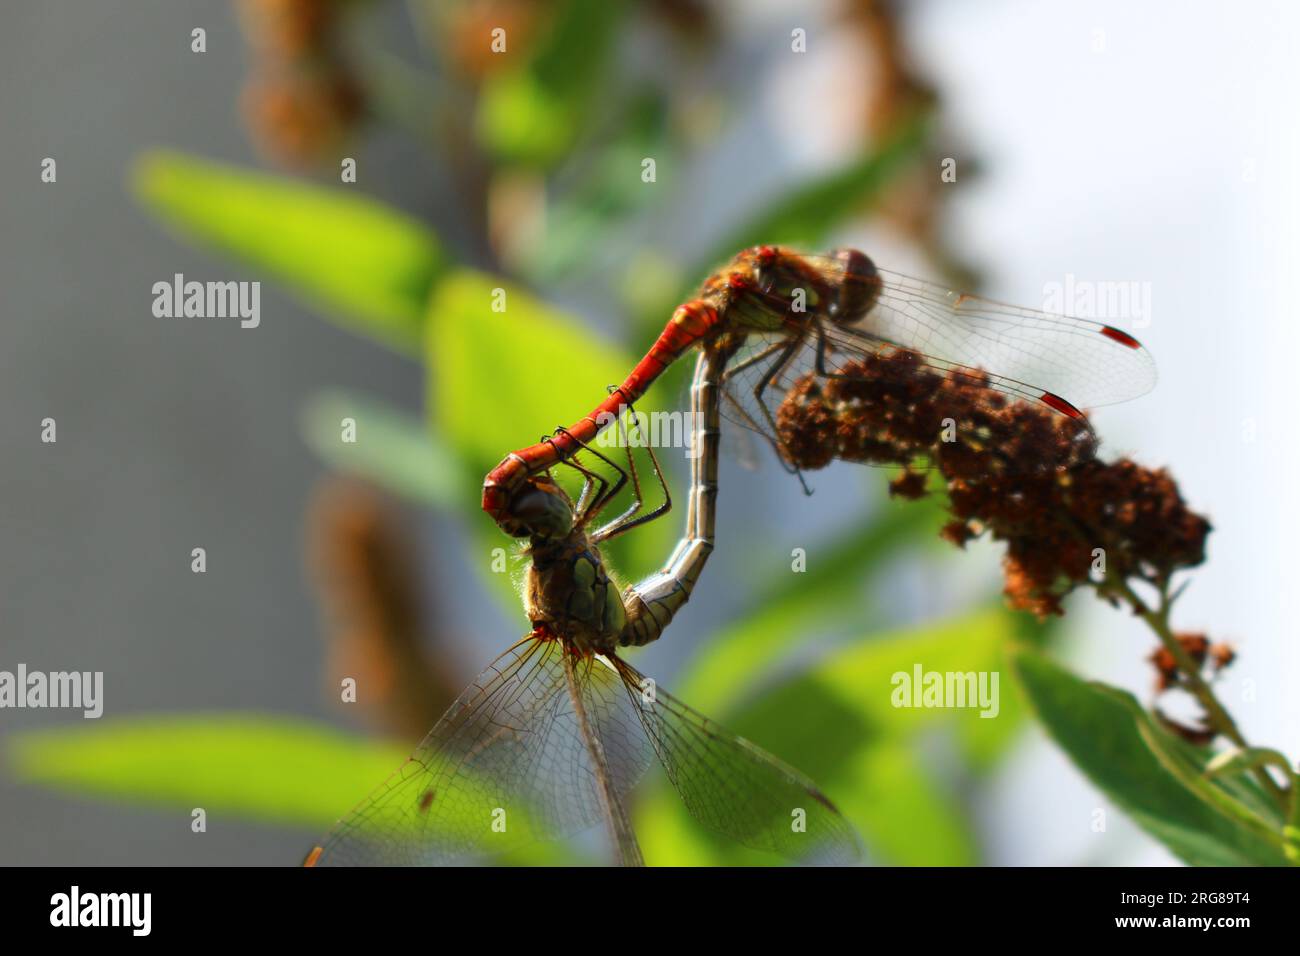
<box><xmin>675</xmin><ymin>495</ymin><xmax>947</xmax><ymax>714</ymax></box>
<box><xmin>302</xmin><ymin>389</ymin><xmax>465</xmax><ymax>507</ymax></box>
<box><xmin>1013</xmin><ymin>651</ymin><xmax>1294</xmax><ymax>866</ymax></box>
<box><xmin>640</xmin><ymin>607</ymin><xmax>1027</xmax><ymax>866</ymax></box>
<box><xmin>11</xmin><ymin>714</ymin><xmax>407</xmax><ymax>829</ymax></box>
<box><xmin>134</xmin><ymin>150</ymin><xmax>444</xmax><ymax>354</ymax></box>
<box><xmin>477</xmin><ymin>0</ymin><xmax>627</xmax><ymax>168</ymax></box>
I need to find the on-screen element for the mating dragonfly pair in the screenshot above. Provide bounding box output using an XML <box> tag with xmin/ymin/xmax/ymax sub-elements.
<box><xmin>306</xmin><ymin>246</ymin><xmax>1156</xmax><ymax>866</ymax></box>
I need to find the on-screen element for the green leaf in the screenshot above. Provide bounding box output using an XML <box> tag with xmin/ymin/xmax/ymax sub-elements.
<box><xmin>8</xmin><ymin>714</ymin><xmax>406</xmax><ymax>830</ymax></box>
<box><xmin>1132</xmin><ymin>719</ymin><xmax>1287</xmax><ymax>847</ymax></box>
<box><xmin>676</xmin><ymin>492</ymin><xmax>947</xmax><ymax>714</ymax></box>
<box><xmin>1204</xmin><ymin>747</ymin><xmax>1295</xmax><ymax>785</ymax></box>
<box><xmin>955</xmin><ymin>613</ymin><xmax>1053</xmax><ymax>772</ymax></box>
<box><xmin>837</xmin><ymin>742</ymin><xmax>976</xmax><ymax>865</ymax></box>
<box><xmin>301</xmin><ymin>390</ymin><xmax>465</xmax><ymax>507</ymax></box>
<box><xmin>477</xmin><ymin>0</ymin><xmax>628</xmax><ymax>168</ymax></box>
<box><xmin>9</xmin><ymin>713</ymin><xmax>596</xmax><ymax>864</ymax></box>
<box><xmin>1011</xmin><ymin>649</ymin><xmax>1294</xmax><ymax>866</ymax></box>
<box><xmin>640</xmin><ymin>607</ymin><xmax>1021</xmax><ymax>865</ymax></box>
<box><xmin>732</xmin><ymin>608</ymin><xmax>1018</xmax><ymax>771</ymax></box>
<box><xmin>133</xmin><ymin>150</ymin><xmax>443</xmax><ymax>354</ymax></box>
<box><xmin>523</xmin><ymin>92</ymin><xmax>674</xmax><ymax>282</ymax></box>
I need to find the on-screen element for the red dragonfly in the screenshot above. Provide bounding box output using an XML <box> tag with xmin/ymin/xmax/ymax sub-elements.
<box><xmin>307</xmin><ymin>346</ymin><xmax>859</xmax><ymax>866</ymax></box>
<box><xmin>484</xmin><ymin>245</ymin><xmax>1156</xmax><ymax>524</ymax></box>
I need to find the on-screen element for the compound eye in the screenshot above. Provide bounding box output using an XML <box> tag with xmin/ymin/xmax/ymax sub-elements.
<box><xmin>750</xmin><ymin>263</ymin><xmax>775</xmax><ymax>297</ymax></box>
<box><xmin>499</xmin><ymin>519</ymin><xmax>531</xmax><ymax>539</ymax></box>
<box><xmin>829</xmin><ymin>248</ymin><xmax>881</xmax><ymax>324</ymax></box>
<box><xmin>508</xmin><ymin>485</ymin><xmax>574</xmax><ymax>538</ymax></box>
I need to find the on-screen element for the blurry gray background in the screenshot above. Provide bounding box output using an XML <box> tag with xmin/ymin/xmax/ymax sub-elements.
<box><xmin>0</xmin><ymin>0</ymin><xmax>435</xmax><ymax>864</ymax></box>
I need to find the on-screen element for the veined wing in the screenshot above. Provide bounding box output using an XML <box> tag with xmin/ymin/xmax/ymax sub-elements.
<box><xmin>717</xmin><ymin>255</ymin><xmax>1153</xmax><ymax>478</ymax></box>
<box><xmin>801</xmin><ymin>254</ymin><xmax>1157</xmax><ymax>411</ymax></box>
<box><xmin>307</xmin><ymin>635</ymin><xmax>654</xmax><ymax>866</ymax></box>
<box><xmin>869</xmin><ymin>266</ymin><xmax>1156</xmax><ymax>409</ymax></box>
<box><xmin>608</xmin><ymin>654</ymin><xmax>862</xmax><ymax>865</ymax></box>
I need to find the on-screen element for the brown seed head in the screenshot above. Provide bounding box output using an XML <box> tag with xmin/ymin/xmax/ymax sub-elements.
<box><xmin>777</xmin><ymin>348</ymin><xmax>1210</xmax><ymax>618</ymax></box>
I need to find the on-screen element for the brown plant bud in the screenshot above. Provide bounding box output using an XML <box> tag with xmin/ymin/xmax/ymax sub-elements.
<box><xmin>238</xmin><ymin>0</ymin><xmax>336</xmax><ymax>59</ymax></box>
<box><xmin>888</xmin><ymin>469</ymin><xmax>928</xmax><ymax>500</ymax></box>
<box><xmin>1149</xmin><ymin>633</ymin><xmax>1214</xmax><ymax>692</ymax></box>
<box><xmin>307</xmin><ymin>478</ymin><xmax>460</xmax><ymax>739</ymax></box>
<box><xmin>776</xmin><ymin>348</ymin><xmax>1210</xmax><ymax>620</ymax></box>
<box><xmin>1210</xmin><ymin>642</ymin><xmax>1236</xmax><ymax>671</ymax></box>
<box><xmin>1154</xmin><ymin>708</ymin><xmax>1217</xmax><ymax>747</ymax></box>
<box><xmin>242</xmin><ymin>66</ymin><xmax>364</xmax><ymax>168</ymax></box>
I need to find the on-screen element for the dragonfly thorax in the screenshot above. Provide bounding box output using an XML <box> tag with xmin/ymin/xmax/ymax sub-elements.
<box><xmin>514</xmin><ymin>476</ymin><xmax>626</xmax><ymax>654</ymax></box>
<box><xmin>524</xmin><ymin>531</ymin><xmax>626</xmax><ymax>655</ymax></box>
<box><xmin>710</xmin><ymin>245</ymin><xmax>881</xmax><ymax>335</ymax></box>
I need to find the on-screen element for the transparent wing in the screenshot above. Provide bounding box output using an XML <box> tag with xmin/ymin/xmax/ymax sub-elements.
<box><xmin>865</xmin><ymin>265</ymin><xmax>1156</xmax><ymax>410</ymax></box>
<box><xmin>308</xmin><ymin>635</ymin><xmax>654</xmax><ymax>866</ymax></box>
<box><xmin>719</xmin><ymin>249</ymin><xmax>1162</xmax><ymax>476</ymax></box>
<box><xmin>723</xmin><ymin>251</ymin><xmax>1155</xmax><ymax>433</ymax></box>
<box><xmin>608</xmin><ymin>655</ymin><xmax>862</xmax><ymax>865</ymax></box>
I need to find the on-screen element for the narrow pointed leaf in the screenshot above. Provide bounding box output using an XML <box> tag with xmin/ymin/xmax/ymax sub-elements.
<box><xmin>134</xmin><ymin>150</ymin><xmax>443</xmax><ymax>354</ymax></box>
<box><xmin>1012</xmin><ymin>649</ymin><xmax>1293</xmax><ymax>866</ymax></box>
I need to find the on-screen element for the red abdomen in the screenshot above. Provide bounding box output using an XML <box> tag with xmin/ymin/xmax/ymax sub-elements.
<box><xmin>481</xmin><ymin>300</ymin><xmax>720</xmax><ymax>524</ymax></box>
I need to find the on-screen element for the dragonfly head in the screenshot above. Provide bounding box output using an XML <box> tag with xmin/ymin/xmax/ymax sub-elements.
<box><xmin>503</xmin><ymin>476</ymin><xmax>574</xmax><ymax>540</ymax></box>
<box><xmin>827</xmin><ymin>247</ymin><xmax>881</xmax><ymax>325</ymax></box>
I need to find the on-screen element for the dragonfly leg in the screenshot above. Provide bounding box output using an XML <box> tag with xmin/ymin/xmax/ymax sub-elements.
<box><xmin>541</xmin><ymin>433</ymin><xmax>606</xmax><ymax>523</ymax></box>
<box><xmin>552</xmin><ymin>425</ymin><xmax>628</xmax><ymax>527</ymax></box>
<box><xmin>814</xmin><ymin>324</ymin><xmax>894</xmax><ymax>380</ymax></box>
<box><xmin>600</xmin><ymin>392</ymin><xmax>647</xmax><ymax>529</ymax></box>
<box><xmin>813</xmin><ymin>325</ymin><xmax>845</xmax><ymax>378</ymax></box>
<box><xmin>591</xmin><ymin>450</ymin><xmax>670</xmax><ymax>542</ymax></box>
<box><xmin>721</xmin><ymin>336</ymin><xmax>813</xmax><ymax>494</ymax></box>
<box><xmin>715</xmin><ymin>339</ymin><xmax>787</xmax><ymax>438</ymax></box>
<box><xmin>592</xmin><ymin>392</ymin><xmax>673</xmax><ymax>543</ymax></box>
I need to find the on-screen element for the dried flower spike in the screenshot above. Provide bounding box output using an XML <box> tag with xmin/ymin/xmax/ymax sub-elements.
<box><xmin>777</xmin><ymin>348</ymin><xmax>1210</xmax><ymax>618</ymax></box>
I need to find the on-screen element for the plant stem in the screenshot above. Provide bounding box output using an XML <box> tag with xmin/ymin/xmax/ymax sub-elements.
<box><xmin>1109</xmin><ymin>574</ymin><xmax>1289</xmax><ymax>810</ymax></box>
